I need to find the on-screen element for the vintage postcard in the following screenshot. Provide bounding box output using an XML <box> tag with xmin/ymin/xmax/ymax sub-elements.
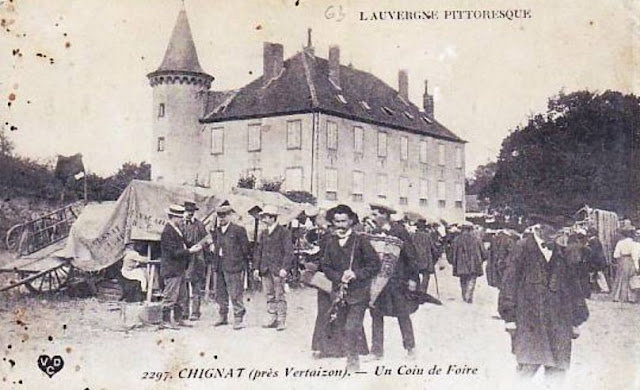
<box><xmin>0</xmin><ymin>0</ymin><xmax>638</xmax><ymax>389</ymax></box>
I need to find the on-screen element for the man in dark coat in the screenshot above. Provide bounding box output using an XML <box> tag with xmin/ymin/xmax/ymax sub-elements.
<box><xmin>179</xmin><ymin>201</ymin><xmax>209</xmax><ymax>321</ymax></box>
<box><xmin>412</xmin><ymin>219</ymin><xmax>438</xmax><ymax>293</ymax></box>
<box><xmin>487</xmin><ymin>230</ymin><xmax>517</xmax><ymax>290</ymax></box>
<box><xmin>499</xmin><ymin>224</ymin><xmax>589</xmax><ymax>381</ymax></box>
<box><xmin>321</xmin><ymin>204</ymin><xmax>381</xmax><ymax>371</ymax></box>
<box><xmin>368</xmin><ymin>203</ymin><xmax>420</xmax><ymax>360</ymax></box>
<box><xmin>212</xmin><ymin>204</ymin><xmax>251</xmax><ymax>330</ymax></box>
<box><xmin>253</xmin><ymin>205</ymin><xmax>295</xmax><ymax>331</ymax></box>
<box><xmin>585</xmin><ymin>228</ymin><xmax>607</xmax><ymax>293</ymax></box>
<box><xmin>160</xmin><ymin>204</ymin><xmax>203</xmax><ymax>329</ymax></box>
<box><xmin>450</xmin><ymin>222</ymin><xmax>486</xmax><ymax>303</ymax></box>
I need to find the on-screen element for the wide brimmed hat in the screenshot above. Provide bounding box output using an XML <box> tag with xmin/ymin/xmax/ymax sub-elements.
<box><xmin>166</xmin><ymin>204</ymin><xmax>185</xmax><ymax>218</ymax></box>
<box><xmin>369</xmin><ymin>202</ymin><xmax>397</xmax><ymax>215</ymax></box>
<box><xmin>183</xmin><ymin>201</ymin><xmax>199</xmax><ymax>211</ymax></box>
<box><xmin>259</xmin><ymin>205</ymin><xmax>279</xmax><ymax>217</ymax></box>
<box><xmin>326</xmin><ymin>204</ymin><xmax>358</xmax><ymax>222</ymax></box>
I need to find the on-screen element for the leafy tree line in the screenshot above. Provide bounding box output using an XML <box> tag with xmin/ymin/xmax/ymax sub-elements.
<box><xmin>0</xmin><ymin>130</ymin><xmax>150</xmax><ymax>204</ymax></box>
<box><xmin>483</xmin><ymin>90</ymin><xmax>640</xmax><ymax>221</ymax></box>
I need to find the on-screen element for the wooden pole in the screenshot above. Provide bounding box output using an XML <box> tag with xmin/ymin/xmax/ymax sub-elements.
<box><xmin>145</xmin><ymin>244</ymin><xmax>154</xmax><ymax>303</ymax></box>
<box><xmin>83</xmin><ymin>172</ymin><xmax>88</xmax><ymax>204</ymax></box>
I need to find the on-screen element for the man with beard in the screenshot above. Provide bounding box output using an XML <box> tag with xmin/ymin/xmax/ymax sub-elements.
<box><xmin>179</xmin><ymin>201</ymin><xmax>209</xmax><ymax>321</ymax></box>
<box><xmin>499</xmin><ymin>223</ymin><xmax>589</xmax><ymax>383</ymax></box>
<box><xmin>367</xmin><ymin>203</ymin><xmax>420</xmax><ymax>360</ymax></box>
<box><xmin>320</xmin><ymin>204</ymin><xmax>381</xmax><ymax>371</ymax></box>
<box><xmin>212</xmin><ymin>203</ymin><xmax>251</xmax><ymax>330</ymax></box>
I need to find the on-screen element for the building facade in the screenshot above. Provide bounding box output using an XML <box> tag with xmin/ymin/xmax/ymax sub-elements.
<box><xmin>148</xmin><ymin>8</ymin><xmax>467</xmax><ymax>222</ymax></box>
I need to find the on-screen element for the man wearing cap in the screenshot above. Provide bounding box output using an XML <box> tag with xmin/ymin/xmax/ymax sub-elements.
<box><xmin>499</xmin><ymin>224</ymin><xmax>589</xmax><ymax>382</ymax></box>
<box><xmin>212</xmin><ymin>203</ymin><xmax>250</xmax><ymax>329</ymax></box>
<box><xmin>321</xmin><ymin>204</ymin><xmax>381</xmax><ymax>371</ymax></box>
<box><xmin>252</xmin><ymin>205</ymin><xmax>295</xmax><ymax>331</ymax></box>
<box><xmin>179</xmin><ymin>201</ymin><xmax>209</xmax><ymax>321</ymax></box>
<box><xmin>450</xmin><ymin>222</ymin><xmax>487</xmax><ymax>303</ymax></box>
<box><xmin>367</xmin><ymin>203</ymin><xmax>420</xmax><ymax>360</ymax></box>
<box><xmin>160</xmin><ymin>204</ymin><xmax>203</xmax><ymax>329</ymax></box>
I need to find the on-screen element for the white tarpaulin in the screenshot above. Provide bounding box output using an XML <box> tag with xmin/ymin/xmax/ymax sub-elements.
<box><xmin>58</xmin><ymin>180</ymin><xmax>307</xmax><ymax>272</ymax></box>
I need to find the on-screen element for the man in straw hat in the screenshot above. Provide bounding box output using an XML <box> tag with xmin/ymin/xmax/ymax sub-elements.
<box><xmin>252</xmin><ymin>205</ymin><xmax>295</xmax><ymax>331</ymax></box>
<box><xmin>321</xmin><ymin>204</ymin><xmax>381</xmax><ymax>371</ymax></box>
<box><xmin>179</xmin><ymin>201</ymin><xmax>209</xmax><ymax>321</ymax></box>
<box><xmin>212</xmin><ymin>202</ymin><xmax>250</xmax><ymax>330</ymax></box>
<box><xmin>499</xmin><ymin>223</ymin><xmax>589</xmax><ymax>382</ymax></box>
<box><xmin>367</xmin><ymin>202</ymin><xmax>420</xmax><ymax>361</ymax></box>
<box><xmin>160</xmin><ymin>204</ymin><xmax>203</xmax><ymax>329</ymax></box>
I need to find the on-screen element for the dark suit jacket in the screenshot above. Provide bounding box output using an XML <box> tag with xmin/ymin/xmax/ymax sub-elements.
<box><xmin>160</xmin><ymin>223</ymin><xmax>190</xmax><ymax>278</ymax></box>
<box><xmin>213</xmin><ymin>223</ymin><xmax>250</xmax><ymax>274</ymax></box>
<box><xmin>321</xmin><ymin>232</ymin><xmax>381</xmax><ymax>305</ymax></box>
<box><xmin>253</xmin><ymin>224</ymin><xmax>295</xmax><ymax>275</ymax></box>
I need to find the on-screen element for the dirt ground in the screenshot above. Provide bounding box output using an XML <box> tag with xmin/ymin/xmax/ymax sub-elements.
<box><xmin>0</xmin><ymin>252</ymin><xmax>638</xmax><ymax>390</ymax></box>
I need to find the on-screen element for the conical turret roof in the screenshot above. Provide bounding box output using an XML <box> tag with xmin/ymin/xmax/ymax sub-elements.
<box><xmin>155</xmin><ymin>8</ymin><xmax>206</xmax><ymax>74</ymax></box>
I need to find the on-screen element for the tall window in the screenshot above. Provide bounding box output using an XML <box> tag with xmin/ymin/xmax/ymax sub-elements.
<box><xmin>325</xmin><ymin>168</ymin><xmax>338</xmax><ymax>200</ymax></box>
<box><xmin>419</xmin><ymin>140</ymin><xmax>428</xmax><ymax>164</ymax></box>
<box><xmin>248</xmin><ymin>124</ymin><xmax>261</xmax><ymax>152</ymax></box>
<box><xmin>354</xmin><ymin>126</ymin><xmax>364</xmax><ymax>155</ymax></box>
<box><xmin>157</xmin><ymin>137</ymin><xmax>165</xmax><ymax>152</ymax></box>
<box><xmin>158</xmin><ymin>103</ymin><xmax>165</xmax><ymax>118</ymax></box>
<box><xmin>400</xmin><ymin>136</ymin><xmax>409</xmax><ymax>161</ymax></box>
<box><xmin>209</xmin><ymin>170</ymin><xmax>225</xmax><ymax>193</ymax></box>
<box><xmin>287</xmin><ymin>120</ymin><xmax>302</xmax><ymax>149</ymax></box>
<box><xmin>377</xmin><ymin>132</ymin><xmax>387</xmax><ymax>157</ymax></box>
<box><xmin>455</xmin><ymin>182</ymin><xmax>464</xmax><ymax>208</ymax></box>
<box><xmin>327</xmin><ymin>121</ymin><xmax>338</xmax><ymax>150</ymax></box>
<box><xmin>399</xmin><ymin>177</ymin><xmax>409</xmax><ymax>205</ymax></box>
<box><xmin>455</xmin><ymin>146</ymin><xmax>463</xmax><ymax>169</ymax></box>
<box><xmin>211</xmin><ymin>127</ymin><xmax>224</xmax><ymax>155</ymax></box>
<box><xmin>352</xmin><ymin>171</ymin><xmax>364</xmax><ymax>202</ymax></box>
<box><xmin>419</xmin><ymin>179</ymin><xmax>428</xmax><ymax>207</ymax></box>
<box><xmin>438</xmin><ymin>180</ymin><xmax>446</xmax><ymax>208</ymax></box>
<box><xmin>438</xmin><ymin>144</ymin><xmax>446</xmax><ymax>166</ymax></box>
<box><xmin>285</xmin><ymin>167</ymin><xmax>303</xmax><ymax>191</ymax></box>
<box><xmin>377</xmin><ymin>173</ymin><xmax>388</xmax><ymax>199</ymax></box>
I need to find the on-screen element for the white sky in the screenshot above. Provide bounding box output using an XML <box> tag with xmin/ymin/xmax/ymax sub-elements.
<box><xmin>1</xmin><ymin>0</ymin><xmax>638</xmax><ymax>176</ymax></box>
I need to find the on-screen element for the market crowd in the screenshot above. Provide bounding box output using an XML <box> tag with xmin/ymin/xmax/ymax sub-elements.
<box><xmin>120</xmin><ymin>200</ymin><xmax>640</xmax><ymax>381</ymax></box>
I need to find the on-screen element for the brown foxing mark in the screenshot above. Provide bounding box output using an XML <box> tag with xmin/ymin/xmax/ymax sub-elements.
<box><xmin>65</xmin><ymin>347</ymin><xmax>72</xmax><ymax>353</ymax></box>
<box><xmin>65</xmin><ymin>42</ymin><xmax>71</xmax><ymax>48</ymax></box>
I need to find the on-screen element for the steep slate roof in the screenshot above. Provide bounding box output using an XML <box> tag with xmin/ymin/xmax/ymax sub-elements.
<box><xmin>154</xmin><ymin>9</ymin><xmax>206</xmax><ymax>74</ymax></box>
<box><xmin>202</xmin><ymin>50</ymin><xmax>464</xmax><ymax>143</ymax></box>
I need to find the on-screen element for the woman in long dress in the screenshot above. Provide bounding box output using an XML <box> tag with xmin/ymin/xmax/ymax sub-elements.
<box><xmin>611</xmin><ymin>226</ymin><xmax>640</xmax><ymax>303</ymax></box>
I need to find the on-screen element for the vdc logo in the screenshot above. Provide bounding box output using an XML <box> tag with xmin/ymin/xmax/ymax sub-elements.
<box><xmin>38</xmin><ymin>355</ymin><xmax>65</xmax><ymax>378</ymax></box>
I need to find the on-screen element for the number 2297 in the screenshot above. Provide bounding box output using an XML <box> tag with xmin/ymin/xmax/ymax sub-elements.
<box><xmin>142</xmin><ymin>371</ymin><xmax>172</xmax><ymax>381</ymax></box>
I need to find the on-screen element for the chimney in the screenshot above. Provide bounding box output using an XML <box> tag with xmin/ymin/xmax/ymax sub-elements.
<box><xmin>328</xmin><ymin>45</ymin><xmax>340</xmax><ymax>88</ymax></box>
<box><xmin>423</xmin><ymin>79</ymin><xmax>435</xmax><ymax>118</ymax></box>
<box><xmin>263</xmin><ymin>42</ymin><xmax>284</xmax><ymax>83</ymax></box>
<box><xmin>304</xmin><ymin>28</ymin><xmax>315</xmax><ymax>55</ymax></box>
<box><xmin>398</xmin><ymin>70</ymin><xmax>409</xmax><ymax>100</ymax></box>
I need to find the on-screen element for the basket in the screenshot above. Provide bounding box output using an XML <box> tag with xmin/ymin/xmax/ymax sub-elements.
<box><xmin>629</xmin><ymin>275</ymin><xmax>640</xmax><ymax>291</ymax></box>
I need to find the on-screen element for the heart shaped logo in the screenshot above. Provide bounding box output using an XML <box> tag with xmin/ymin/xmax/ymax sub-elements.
<box><xmin>37</xmin><ymin>355</ymin><xmax>64</xmax><ymax>378</ymax></box>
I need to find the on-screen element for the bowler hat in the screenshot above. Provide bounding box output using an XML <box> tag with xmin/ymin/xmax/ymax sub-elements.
<box><xmin>183</xmin><ymin>201</ymin><xmax>199</xmax><ymax>211</ymax></box>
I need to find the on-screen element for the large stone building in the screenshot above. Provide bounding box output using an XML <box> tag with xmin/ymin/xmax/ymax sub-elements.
<box><xmin>148</xmin><ymin>8</ymin><xmax>467</xmax><ymax>222</ymax></box>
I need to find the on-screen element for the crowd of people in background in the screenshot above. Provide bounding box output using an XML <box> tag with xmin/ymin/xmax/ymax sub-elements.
<box><xmin>118</xmin><ymin>200</ymin><xmax>640</xmax><ymax>382</ymax></box>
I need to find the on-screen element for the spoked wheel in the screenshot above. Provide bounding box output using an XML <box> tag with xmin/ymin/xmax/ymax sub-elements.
<box><xmin>19</xmin><ymin>264</ymin><xmax>73</xmax><ymax>294</ymax></box>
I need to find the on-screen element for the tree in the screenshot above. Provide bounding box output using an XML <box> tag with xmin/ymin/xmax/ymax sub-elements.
<box><xmin>259</xmin><ymin>177</ymin><xmax>284</xmax><ymax>192</ymax></box>
<box><xmin>0</xmin><ymin>128</ymin><xmax>14</xmax><ymax>156</ymax></box>
<box><xmin>283</xmin><ymin>190</ymin><xmax>316</xmax><ymax>205</ymax></box>
<box><xmin>99</xmin><ymin>161</ymin><xmax>151</xmax><ymax>200</ymax></box>
<box><xmin>466</xmin><ymin>161</ymin><xmax>497</xmax><ymax>195</ymax></box>
<box><xmin>485</xmin><ymin>90</ymin><xmax>640</xmax><ymax>221</ymax></box>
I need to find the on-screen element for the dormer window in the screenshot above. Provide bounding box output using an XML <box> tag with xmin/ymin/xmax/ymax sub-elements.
<box><xmin>403</xmin><ymin>111</ymin><xmax>414</xmax><ymax>120</ymax></box>
<box><xmin>381</xmin><ymin>106</ymin><xmax>394</xmax><ymax>116</ymax></box>
<box><xmin>422</xmin><ymin>116</ymin><xmax>433</xmax><ymax>124</ymax></box>
<box><xmin>360</xmin><ymin>101</ymin><xmax>371</xmax><ymax>110</ymax></box>
<box><xmin>336</xmin><ymin>94</ymin><xmax>347</xmax><ymax>104</ymax></box>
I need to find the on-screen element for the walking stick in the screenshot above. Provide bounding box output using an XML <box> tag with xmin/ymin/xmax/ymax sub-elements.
<box><xmin>188</xmin><ymin>281</ymin><xmax>194</xmax><ymax>318</ymax></box>
<box><xmin>433</xmin><ymin>270</ymin><xmax>440</xmax><ymax>300</ymax></box>
<box><xmin>204</xmin><ymin>264</ymin><xmax>212</xmax><ymax>301</ymax></box>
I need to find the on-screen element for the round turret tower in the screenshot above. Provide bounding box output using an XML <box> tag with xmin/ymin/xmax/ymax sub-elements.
<box><xmin>147</xmin><ymin>6</ymin><xmax>213</xmax><ymax>185</ymax></box>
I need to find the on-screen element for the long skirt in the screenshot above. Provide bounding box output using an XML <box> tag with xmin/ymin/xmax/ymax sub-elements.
<box><xmin>611</xmin><ymin>256</ymin><xmax>637</xmax><ymax>303</ymax></box>
<box><xmin>311</xmin><ymin>290</ymin><xmax>369</xmax><ymax>357</ymax></box>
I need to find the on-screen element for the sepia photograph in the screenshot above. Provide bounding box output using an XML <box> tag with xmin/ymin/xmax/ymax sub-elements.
<box><xmin>0</xmin><ymin>0</ymin><xmax>638</xmax><ymax>389</ymax></box>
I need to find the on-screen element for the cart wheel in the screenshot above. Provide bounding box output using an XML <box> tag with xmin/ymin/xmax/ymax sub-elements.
<box><xmin>20</xmin><ymin>264</ymin><xmax>73</xmax><ymax>294</ymax></box>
